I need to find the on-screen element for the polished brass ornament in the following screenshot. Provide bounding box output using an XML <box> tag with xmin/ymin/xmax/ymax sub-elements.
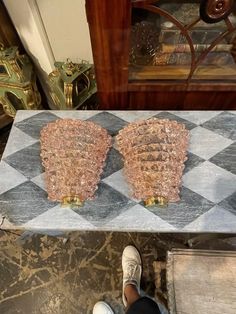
<box><xmin>0</xmin><ymin>44</ymin><xmax>41</xmax><ymax>117</ymax></box>
<box><xmin>48</xmin><ymin>59</ymin><xmax>97</xmax><ymax>110</ymax></box>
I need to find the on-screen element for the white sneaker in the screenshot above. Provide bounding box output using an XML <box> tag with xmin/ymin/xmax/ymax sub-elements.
<box><xmin>93</xmin><ymin>301</ymin><xmax>114</xmax><ymax>314</ymax></box>
<box><xmin>122</xmin><ymin>245</ymin><xmax>142</xmax><ymax>307</ymax></box>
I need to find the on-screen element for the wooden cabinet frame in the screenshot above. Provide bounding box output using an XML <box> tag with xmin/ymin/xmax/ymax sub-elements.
<box><xmin>86</xmin><ymin>0</ymin><xmax>236</xmax><ymax>110</ymax></box>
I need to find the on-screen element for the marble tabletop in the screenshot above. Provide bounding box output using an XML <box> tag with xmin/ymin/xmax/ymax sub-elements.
<box><xmin>0</xmin><ymin>110</ymin><xmax>235</xmax><ymax>233</ymax></box>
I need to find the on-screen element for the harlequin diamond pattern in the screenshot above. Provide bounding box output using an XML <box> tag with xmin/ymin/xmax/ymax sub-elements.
<box><xmin>0</xmin><ymin>110</ymin><xmax>235</xmax><ymax>232</ymax></box>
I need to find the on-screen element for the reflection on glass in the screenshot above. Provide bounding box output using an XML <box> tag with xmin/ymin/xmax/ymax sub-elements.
<box><xmin>129</xmin><ymin>0</ymin><xmax>236</xmax><ymax>81</ymax></box>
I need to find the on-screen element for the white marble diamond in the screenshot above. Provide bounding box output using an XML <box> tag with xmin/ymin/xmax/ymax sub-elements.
<box><xmin>2</xmin><ymin>127</ymin><xmax>37</xmax><ymax>158</ymax></box>
<box><xmin>31</xmin><ymin>172</ymin><xmax>46</xmax><ymax>190</ymax></box>
<box><xmin>102</xmin><ymin>169</ymin><xmax>140</xmax><ymax>202</ymax></box>
<box><xmin>23</xmin><ymin>205</ymin><xmax>96</xmax><ymax>230</ymax></box>
<box><xmin>14</xmin><ymin>110</ymin><xmax>45</xmax><ymax>123</ymax></box>
<box><xmin>171</xmin><ymin>111</ymin><xmax>222</xmax><ymax>125</ymax></box>
<box><xmin>188</xmin><ymin>126</ymin><xmax>233</xmax><ymax>159</ymax></box>
<box><xmin>111</xmin><ymin>111</ymin><xmax>160</xmax><ymax>122</ymax></box>
<box><xmin>183</xmin><ymin>161</ymin><xmax>236</xmax><ymax>203</ymax></box>
<box><xmin>53</xmin><ymin>110</ymin><xmax>101</xmax><ymax>120</ymax></box>
<box><xmin>0</xmin><ymin>161</ymin><xmax>27</xmax><ymax>195</ymax></box>
<box><xmin>104</xmin><ymin>204</ymin><xmax>176</xmax><ymax>231</ymax></box>
<box><xmin>183</xmin><ymin>205</ymin><xmax>236</xmax><ymax>232</ymax></box>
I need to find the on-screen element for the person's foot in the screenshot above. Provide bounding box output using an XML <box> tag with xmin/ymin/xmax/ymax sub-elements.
<box><xmin>93</xmin><ymin>301</ymin><xmax>114</xmax><ymax>314</ymax></box>
<box><xmin>122</xmin><ymin>245</ymin><xmax>142</xmax><ymax>307</ymax></box>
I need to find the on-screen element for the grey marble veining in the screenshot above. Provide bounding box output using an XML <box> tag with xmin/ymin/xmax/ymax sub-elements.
<box><xmin>4</xmin><ymin>142</ymin><xmax>43</xmax><ymax>179</ymax></box>
<box><xmin>144</xmin><ymin>187</ymin><xmax>214</xmax><ymax>228</ymax></box>
<box><xmin>210</xmin><ymin>142</ymin><xmax>236</xmax><ymax>175</ymax></box>
<box><xmin>0</xmin><ymin>181</ymin><xmax>56</xmax><ymax>225</ymax></box>
<box><xmin>202</xmin><ymin>111</ymin><xmax>236</xmax><ymax>141</ymax></box>
<box><xmin>14</xmin><ymin>111</ymin><xmax>59</xmax><ymax>139</ymax></box>
<box><xmin>0</xmin><ymin>110</ymin><xmax>235</xmax><ymax>232</ymax></box>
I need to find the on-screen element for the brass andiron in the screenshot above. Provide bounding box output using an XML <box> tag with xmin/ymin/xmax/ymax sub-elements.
<box><xmin>48</xmin><ymin>59</ymin><xmax>97</xmax><ymax>110</ymax></box>
<box><xmin>0</xmin><ymin>44</ymin><xmax>41</xmax><ymax>117</ymax></box>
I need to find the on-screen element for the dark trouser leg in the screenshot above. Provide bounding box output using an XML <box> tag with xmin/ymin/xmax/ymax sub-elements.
<box><xmin>126</xmin><ymin>296</ymin><xmax>162</xmax><ymax>314</ymax></box>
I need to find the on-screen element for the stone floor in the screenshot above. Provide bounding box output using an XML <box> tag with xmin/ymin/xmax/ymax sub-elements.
<box><xmin>1</xmin><ymin>230</ymin><xmax>236</xmax><ymax>314</ymax></box>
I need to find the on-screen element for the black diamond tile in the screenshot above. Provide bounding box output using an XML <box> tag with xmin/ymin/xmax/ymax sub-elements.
<box><xmin>4</xmin><ymin>142</ymin><xmax>43</xmax><ymax>179</ymax></box>
<box><xmin>87</xmin><ymin>112</ymin><xmax>128</xmax><ymax>136</ymax></box>
<box><xmin>143</xmin><ymin>187</ymin><xmax>214</xmax><ymax>228</ymax></box>
<box><xmin>202</xmin><ymin>111</ymin><xmax>236</xmax><ymax>141</ymax></box>
<box><xmin>209</xmin><ymin>142</ymin><xmax>236</xmax><ymax>175</ymax></box>
<box><xmin>15</xmin><ymin>111</ymin><xmax>60</xmax><ymax>140</ymax></box>
<box><xmin>0</xmin><ymin>181</ymin><xmax>56</xmax><ymax>225</ymax></box>
<box><xmin>184</xmin><ymin>152</ymin><xmax>205</xmax><ymax>174</ymax></box>
<box><xmin>154</xmin><ymin>111</ymin><xmax>197</xmax><ymax>130</ymax></box>
<box><xmin>219</xmin><ymin>192</ymin><xmax>236</xmax><ymax>215</ymax></box>
<box><xmin>101</xmin><ymin>147</ymin><xmax>124</xmax><ymax>179</ymax></box>
<box><xmin>73</xmin><ymin>182</ymin><xmax>136</xmax><ymax>226</ymax></box>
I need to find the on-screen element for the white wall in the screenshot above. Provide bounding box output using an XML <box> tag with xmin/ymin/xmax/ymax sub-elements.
<box><xmin>36</xmin><ymin>0</ymin><xmax>93</xmax><ymax>64</ymax></box>
<box><xmin>3</xmin><ymin>0</ymin><xmax>93</xmax><ymax>105</ymax></box>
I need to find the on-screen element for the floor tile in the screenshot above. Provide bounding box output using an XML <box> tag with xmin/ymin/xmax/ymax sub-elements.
<box><xmin>0</xmin><ymin>161</ymin><xmax>27</xmax><ymax>195</ymax></box>
<box><xmin>2</xmin><ymin>126</ymin><xmax>37</xmax><ymax>158</ymax></box>
<box><xmin>0</xmin><ymin>181</ymin><xmax>56</xmax><ymax>225</ymax></box>
<box><xmin>53</xmin><ymin>110</ymin><xmax>101</xmax><ymax>119</ymax></box>
<box><xmin>23</xmin><ymin>205</ymin><xmax>96</xmax><ymax>230</ymax></box>
<box><xmin>101</xmin><ymin>147</ymin><xmax>124</xmax><ymax>179</ymax></box>
<box><xmin>72</xmin><ymin>182</ymin><xmax>136</xmax><ymax>226</ymax></box>
<box><xmin>14</xmin><ymin>110</ymin><xmax>45</xmax><ymax>123</ymax></box>
<box><xmin>183</xmin><ymin>161</ymin><xmax>236</xmax><ymax>203</ymax></box>
<box><xmin>145</xmin><ymin>187</ymin><xmax>214</xmax><ymax>228</ymax></box>
<box><xmin>14</xmin><ymin>111</ymin><xmax>60</xmax><ymax>139</ymax></box>
<box><xmin>111</xmin><ymin>111</ymin><xmax>159</xmax><ymax>122</ymax></box>
<box><xmin>202</xmin><ymin>111</ymin><xmax>236</xmax><ymax>141</ymax></box>
<box><xmin>219</xmin><ymin>192</ymin><xmax>236</xmax><ymax>215</ymax></box>
<box><xmin>184</xmin><ymin>152</ymin><xmax>205</xmax><ymax>174</ymax></box>
<box><xmin>188</xmin><ymin>126</ymin><xmax>233</xmax><ymax>159</ymax></box>
<box><xmin>104</xmin><ymin>204</ymin><xmax>176</xmax><ymax>231</ymax></box>
<box><xmin>154</xmin><ymin>111</ymin><xmax>197</xmax><ymax>130</ymax></box>
<box><xmin>102</xmin><ymin>169</ymin><xmax>140</xmax><ymax>202</ymax></box>
<box><xmin>4</xmin><ymin>142</ymin><xmax>43</xmax><ymax>179</ymax></box>
<box><xmin>171</xmin><ymin>111</ymin><xmax>222</xmax><ymax>125</ymax></box>
<box><xmin>209</xmin><ymin>142</ymin><xmax>236</xmax><ymax>175</ymax></box>
<box><xmin>31</xmin><ymin>172</ymin><xmax>46</xmax><ymax>190</ymax></box>
<box><xmin>183</xmin><ymin>205</ymin><xmax>236</xmax><ymax>232</ymax></box>
<box><xmin>87</xmin><ymin>112</ymin><xmax>128</xmax><ymax>136</ymax></box>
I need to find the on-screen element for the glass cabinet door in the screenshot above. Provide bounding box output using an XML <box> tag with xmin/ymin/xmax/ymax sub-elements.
<box><xmin>129</xmin><ymin>0</ymin><xmax>236</xmax><ymax>81</ymax></box>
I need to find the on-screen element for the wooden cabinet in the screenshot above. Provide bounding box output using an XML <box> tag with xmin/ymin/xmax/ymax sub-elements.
<box><xmin>86</xmin><ymin>0</ymin><xmax>236</xmax><ymax>110</ymax></box>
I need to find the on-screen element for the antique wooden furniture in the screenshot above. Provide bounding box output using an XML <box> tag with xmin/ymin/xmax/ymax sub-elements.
<box><xmin>0</xmin><ymin>45</ymin><xmax>41</xmax><ymax>118</ymax></box>
<box><xmin>86</xmin><ymin>0</ymin><xmax>236</xmax><ymax>110</ymax></box>
<box><xmin>0</xmin><ymin>1</ymin><xmax>23</xmax><ymax>127</ymax></box>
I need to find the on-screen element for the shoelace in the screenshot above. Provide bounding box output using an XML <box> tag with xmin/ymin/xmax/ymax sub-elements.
<box><xmin>126</xmin><ymin>262</ymin><xmax>139</xmax><ymax>281</ymax></box>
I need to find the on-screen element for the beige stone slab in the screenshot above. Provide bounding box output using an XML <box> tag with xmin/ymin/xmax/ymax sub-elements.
<box><xmin>167</xmin><ymin>249</ymin><xmax>236</xmax><ymax>314</ymax></box>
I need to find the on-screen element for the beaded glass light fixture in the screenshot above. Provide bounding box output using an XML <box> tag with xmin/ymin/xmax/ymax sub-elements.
<box><xmin>116</xmin><ymin>118</ymin><xmax>189</xmax><ymax>206</ymax></box>
<box><xmin>40</xmin><ymin>119</ymin><xmax>112</xmax><ymax>206</ymax></box>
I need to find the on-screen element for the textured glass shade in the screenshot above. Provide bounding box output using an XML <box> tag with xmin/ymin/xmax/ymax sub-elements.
<box><xmin>116</xmin><ymin>118</ymin><xmax>189</xmax><ymax>204</ymax></box>
<box><xmin>40</xmin><ymin>119</ymin><xmax>112</xmax><ymax>204</ymax></box>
